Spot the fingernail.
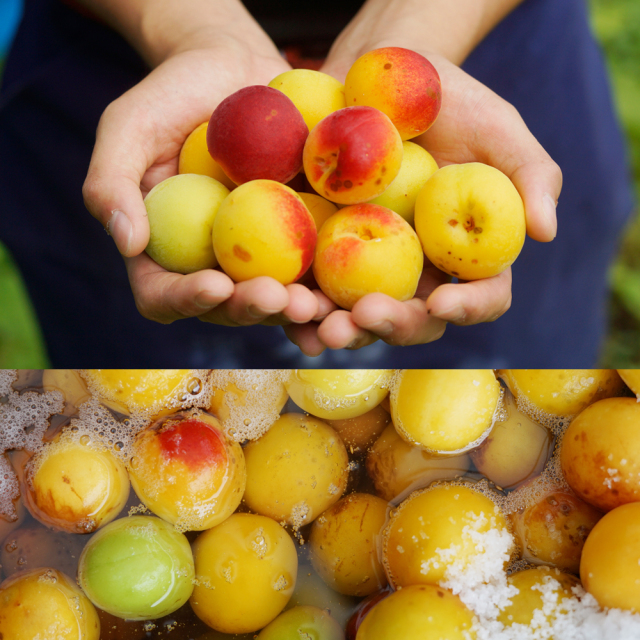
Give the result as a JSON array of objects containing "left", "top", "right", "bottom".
[
  {"left": 195, "top": 292, "right": 219, "bottom": 309},
  {"left": 368, "top": 320, "right": 394, "bottom": 336},
  {"left": 107, "top": 210, "right": 132, "bottom": 255},
  {"left": 436, "top": 304, "right": 466, "bottom": 322},
  {"left": 542, "top": 193, "right": 557, "bottom": 240},
  {"left": 346, "top": 339, "right": 360, "bottom": 349},
  {"left": 247, "top": 305, "right": 279, "bottom": 318}
]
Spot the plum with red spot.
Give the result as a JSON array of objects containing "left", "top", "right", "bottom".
[
  {"left": 303, "top": 106, "right": 403, "bottom": 205},
  {"left": 128, "top": 411, "right": 246, "bottom": 531},
  {"left": 313, "top": 203, "right": 423, "bottom": 310},
  {"left": 345, "top": 47, "right": 442, "bottom": 140},
  {"left": 207, "top": 85, "right": 309, "bottom": 185},
  {"left": 212, "top": 179, "right": 317, "bottom": 284}
]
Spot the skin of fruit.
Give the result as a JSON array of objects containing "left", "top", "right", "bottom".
[
  {"left": 256, "top": 605, "right": 344, "bottom": 640},
  {"left": 212, "top": 180, "right": 317, "bottom": 284},
  {"left": 242, "top": 413, "right": 349, "bottom": 527},
  {"left": 190, "top": 513, "right": 298, "bottom": 634},
  {"left": 414, "top": 162, "right": 526, "bottom": 280},
  {"left": 580, "top": 502, "right": 640, "bottom": 612},
  {"left": 81, "top": 369, "right": 200, "bottom": 416},
  {"left": 499, "top": 369, "right": 625, "bottom": 417},
  {"left": 383, "top": 483, "right": 512, "bottom": 587},
  {"left": 144, "top": 173, "right": 230, "bottom": 274},
  {"left": 560, "top": 397, "right": 640, "bottom": 511},
  {"left": 366, "top": 424, "right": 470, "bottom": 502},
  {"left": 78, "top": 515, "right": 195, "bottom": 621},
  {"left": 355, "top": 584, "right": 476, "bottom": 640},
  {"left": 303, "top": 106, "right": 403, "bottom": 205},
  {"left": 345, "top": 47, "right": 442, "bottom": 141},
  {"left": 367, "top": 141, "right": 439, "bottom": 224},
  {"left": 497, "top": 567, "right": 580, "bottom": 627},
  {"left": 26, "top": 438, "right": 130, "bottom": 534},
  {"left": 207, "top": 85, "right": 309, "bottom": 185},
  {"left": 178, "top": 121, "right": 236, "bottom": 189},
  {"left": 285, "top": 369, "right": 393, "bottom": 420},
  {"left": 508, "top": 486, "right": 602, "bottom": 574},
  {"left": 0, "top": 568, "right": 101, "bottom": 640},
  {"left": 309, "top": 492, "right": 389, "bottom": 596},
  {"left": 128, "top": 411, "right": 246, "bottom": 531},
  {"left": 312, "top": 204, "right": 424, "bottom": 310},
  {"left": 268, "top": 69, "right": 346, "bottom": 132},
  {"left": 391, "top": 369, "right": 501, "bottom": 454}
]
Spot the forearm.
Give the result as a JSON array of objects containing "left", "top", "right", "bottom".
[
  {"left": 331, "top": 0, "right": 525, "bottom": 65},
  {"left": 72, "top": 0, "right": 278, "bottom": 66}
]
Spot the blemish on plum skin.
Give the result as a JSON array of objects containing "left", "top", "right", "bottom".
[
  {"left": 344, "top": 180, "right": 353, "bottom": 189},
  {"left": 375, "top": 179, "right": 381, "bottom": 185},
  {"left": 448, "top": 219, "right": 458, "bottom": 227},
  {"left": 233, "top": 245, "right": 252, "bottom": 262},
  {"left": 473, "top": 227, "right": 483, "bottom": 234},
  {"left": 384, "top": 63, "right": 392, "bottom": 70},
  {"left": 472, "top": 259, "right": 478, "bottom": 264}
]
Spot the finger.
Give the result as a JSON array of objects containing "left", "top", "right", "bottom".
[
  {"left": 199, "top": 276, "right": 291, "bottom": 326},
  {"left": 425, "top": 268, "right": 512, "bottom": 325},
  {"left": 316, "top": 310, "right": 380, "bottom": 350},
  {"left": 312, "top": 289, "right": 340, "bottom": 321},
  {"left": 260, "top": 283, "right": 321, "bottom": 327},
  {"left": 125, "top": 253, "right": 235, "bottom": 323},
  {"left": 283, "top": 323, "right": 327, "bottom": 357},
  {"left": 350, "top": 293, "right": 447, "bottom": 345}
]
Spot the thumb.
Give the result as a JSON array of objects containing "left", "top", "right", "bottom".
[
  {"left": 82, "top": 101, "right": 153, "bottom": 257},
  {"left": 510, "top": 156, "right": 562, "bottom": 243}
]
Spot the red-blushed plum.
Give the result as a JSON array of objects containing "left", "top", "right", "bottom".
[
  {"left": 212, "top": 180, "right": 317, "bottom": 284},
  {"left": 207, "top": 86, "right": 308, "bottom": 185},
  {"left": 128, "top": 411, "right": 246, "bottom": 531},
  {"left": 313, "top": 204, "right": 423, "bottom": 310},
  {"left": 345, "top": 47, "right": 442, "bottom": 141},
  {"left": 303, "top": 107, "right": 403, "bottom": 205}
]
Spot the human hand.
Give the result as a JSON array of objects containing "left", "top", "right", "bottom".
[
  {"left": 82, "top": 15, "right": 323, "bottom": 328},
  {"left": 285, "top": 36, "right": 561, "bottom": 356}
]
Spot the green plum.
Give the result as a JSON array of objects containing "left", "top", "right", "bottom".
[
  {"left": 78, "top": 515, "right": 195, "bottom": 621},
  {"left": 257, "top": 606, "right": 344, "bottom": 640}
]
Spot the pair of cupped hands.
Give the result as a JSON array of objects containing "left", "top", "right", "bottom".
[{"left": 82, "top": 18, "right": 561, "bottom": 357}]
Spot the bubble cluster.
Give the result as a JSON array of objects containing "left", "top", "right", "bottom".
[
  {"left": 0, "top": 371, "right": 64, "bottom": 520},
  {"left": 210, "top": 369, "right": 289, "bottom": 442}
]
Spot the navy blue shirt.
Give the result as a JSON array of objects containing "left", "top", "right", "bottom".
[{"left": 0, "top": 0, "right": 634, "bottom": 367}]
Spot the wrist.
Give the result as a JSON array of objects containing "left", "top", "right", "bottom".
[
  {"left": 75, "top": 0, "right": 279, "bottom": 67},
  {"left": 328, "top": 0, "right": 524, "bottom": 68}
]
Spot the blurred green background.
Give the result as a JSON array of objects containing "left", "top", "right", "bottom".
[{"left": 0, "top": 0, "right": 638, "bottom": 368}]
